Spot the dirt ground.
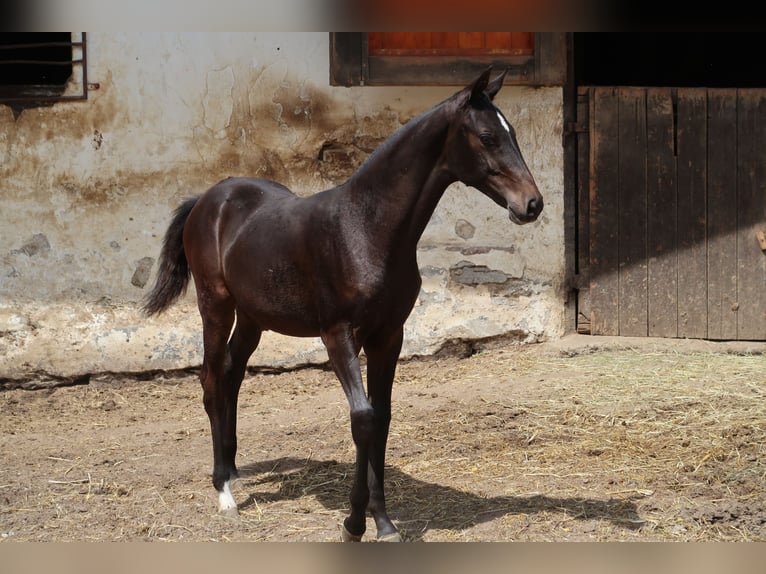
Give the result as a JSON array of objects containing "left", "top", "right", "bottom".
[{"left": 1, "top": 334, "right": 765, "bottom": 542}]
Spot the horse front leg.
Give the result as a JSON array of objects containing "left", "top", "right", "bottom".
[
  {"left": 321, "top": 323, "right": 373, "bottom": 542},
  {"left": 364, "top": 327, "right": 404, "bottom": 542}
]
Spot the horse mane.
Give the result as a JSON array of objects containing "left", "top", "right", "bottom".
[{"left": 346, "top": 93, "right": 457, "bottom": 185}]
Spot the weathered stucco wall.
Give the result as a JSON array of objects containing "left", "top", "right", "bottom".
[{"left": 0, "top": 33, "right": 565, "bottom": 381}]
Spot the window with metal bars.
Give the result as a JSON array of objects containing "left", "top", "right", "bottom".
[{"left": 0, "top": 33, "right": 87, "bottom": 105}]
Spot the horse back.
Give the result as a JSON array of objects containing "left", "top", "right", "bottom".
[
  {"left": 185, "top": 176, "right": 292, "bottom": 248},
  {"left": 182, "top": 177, "right": 291, "bottom": 275},
  {"left": 207, "top": 176, "right": 294, "bottom": 221}
]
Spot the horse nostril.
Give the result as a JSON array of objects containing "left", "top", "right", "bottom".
[{"left": 527, "top": 196, "right": 543, "bottom": 217}]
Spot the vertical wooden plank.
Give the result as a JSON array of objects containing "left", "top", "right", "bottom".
[
  {"left": 377, "top": 33, "right": 411, "bottom": 50},
  {"left": 737, "top": 90, "right": 766, "bottom": 340},
  {"left": 431, "top": 32, "right": 458, "bottom": 50},
  {"left": 676, "top": 89, "right": 708, "bottom": 338},
  {"left": 485, "top": 32, "right": 512, "bottom": 50},
  {"left": 589, "top": 87, "right": 620, "bottom": 336},
  {"left": 617, "top": 88, "right": 649, "bottom": 336},
  {"left": 329, "top": 33, "right": 363, "bottom": 87},
  {"left": 576, "top": 87, "right": 591, "bottom": 333},
  {"left": 458, "top": 33, "right": 484, "bottom": 50},
  {"left": 534, "top": 33, "right": 567, "bottom": 85},
  {"left": 399, "top": 33, "right": 424, "bottom": 50},
  {"left": 510, "top": 32, "right": 534, "bottom": 52},
  {"left": 413, "top": 33, "right": 432, "bottom": 50},
  {"left": 378, "top": 32, "right": 397, "bottom": 50},
  {"left": 707, "top": 89, "right": 739, "bottom": 340},
  {"left": 646, "top": 88, "right": 678, "bottom": 337},
  {"left": 367, "top": 33, "right": 383, "bottom": 53}
]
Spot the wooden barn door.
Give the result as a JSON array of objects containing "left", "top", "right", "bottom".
[{"left": 576, "top": 87, "right": 766, "bottom": 341}]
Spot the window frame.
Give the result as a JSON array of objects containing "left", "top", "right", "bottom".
[
  {"left": 0, "top": 32, "right": 88, "bottom": 105},
  {"left": 330, "top": 32, "right": 566, "bottom": 87}
]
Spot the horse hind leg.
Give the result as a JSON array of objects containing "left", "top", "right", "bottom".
[
  {"left": 217, "top": 315, "right": 262, "bottom": 514},
  {"left": 197, "top": 291, "right": 260, "bottom": 516},
  {"left": 196, "top": 292, "right": 236, "bottom": 512}
]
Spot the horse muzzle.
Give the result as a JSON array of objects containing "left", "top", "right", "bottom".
[{"left": 508, "top": 194, "right": 543, "bottom": 225}]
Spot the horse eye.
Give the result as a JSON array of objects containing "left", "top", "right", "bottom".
[{"left": 479, "top": 133, "right": 496, "bottom": 147}]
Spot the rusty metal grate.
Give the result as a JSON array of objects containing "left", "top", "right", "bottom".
[{"left": 0, "top": 32, "right": 87, "bottom": 104}]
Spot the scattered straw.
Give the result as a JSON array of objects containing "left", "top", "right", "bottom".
[{"left": 1, "top": 340, "right": 764, "bottom": 541}]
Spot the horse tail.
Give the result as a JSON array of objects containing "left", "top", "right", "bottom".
[{"left": 142, "top": 196, "right": 200, "bottom": 316}]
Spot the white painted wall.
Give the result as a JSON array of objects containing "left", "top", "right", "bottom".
[{"left": 0, "top": 33, "right": 565, "bottom": 380}]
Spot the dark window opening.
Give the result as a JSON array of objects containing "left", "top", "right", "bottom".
[
  {"left": 574, "top": 33, "right": 766, "bottom": 88},
  {"left": 0, "top": 32, "right": 87, "bottom": 105}
]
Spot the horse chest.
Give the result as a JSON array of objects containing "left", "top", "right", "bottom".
[{"left": 347, "top": 267, "right": 421, "bottom": 326}]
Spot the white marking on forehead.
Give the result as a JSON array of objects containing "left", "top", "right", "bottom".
[{"left": 496, "top": 111, "right": 511, "bottom": 134}]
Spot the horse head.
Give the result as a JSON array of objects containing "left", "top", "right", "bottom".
[{"left": 445, "top": 67, "right": 544, "bottom": 225}]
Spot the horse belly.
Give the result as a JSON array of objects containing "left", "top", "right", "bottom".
[
  {"left": 222, "top": 237, "right": 319, "bottom": 336},
  {"left": 227, "top": 258, "right": 321, "bottom": 336}
]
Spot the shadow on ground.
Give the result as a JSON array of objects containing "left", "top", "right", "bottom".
[{"left": 236, "top": 457, "right": 643, "bottom": 540}]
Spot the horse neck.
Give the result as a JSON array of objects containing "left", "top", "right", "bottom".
[{"left": 343, "top": 102, "right": 457, "bottom": 252}]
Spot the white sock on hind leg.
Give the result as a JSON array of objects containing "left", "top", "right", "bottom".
[{"left": 218, "top": 480, "right": 237, "bottom": 512}]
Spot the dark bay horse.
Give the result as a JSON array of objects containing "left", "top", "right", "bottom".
[{"left": 143, "top": 67, "right": 543, "bottom": 542}]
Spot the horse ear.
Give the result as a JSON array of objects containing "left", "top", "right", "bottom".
[
  {"left": 485, "top": 67, "right": 508, "bottom": 101},
  {"left": 469, "top": 66, "right": 492, "bottom": 104},
  {"left": 457, "top": 66, "right": 493, "bottom": 108}
]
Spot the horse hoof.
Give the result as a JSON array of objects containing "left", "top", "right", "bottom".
[
  {"left": 219, "top": 506, "right": 240, "bottom": 520},
  {"left": 340, "top": 524, "right": 363, "bottom": 542},
  {"left": 377, "top": 532, "right": 403, "bottom": 542}
]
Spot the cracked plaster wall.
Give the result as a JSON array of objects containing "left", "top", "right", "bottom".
[{"left": 0, "top": 33, "right": 565, "bottom": 380}]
